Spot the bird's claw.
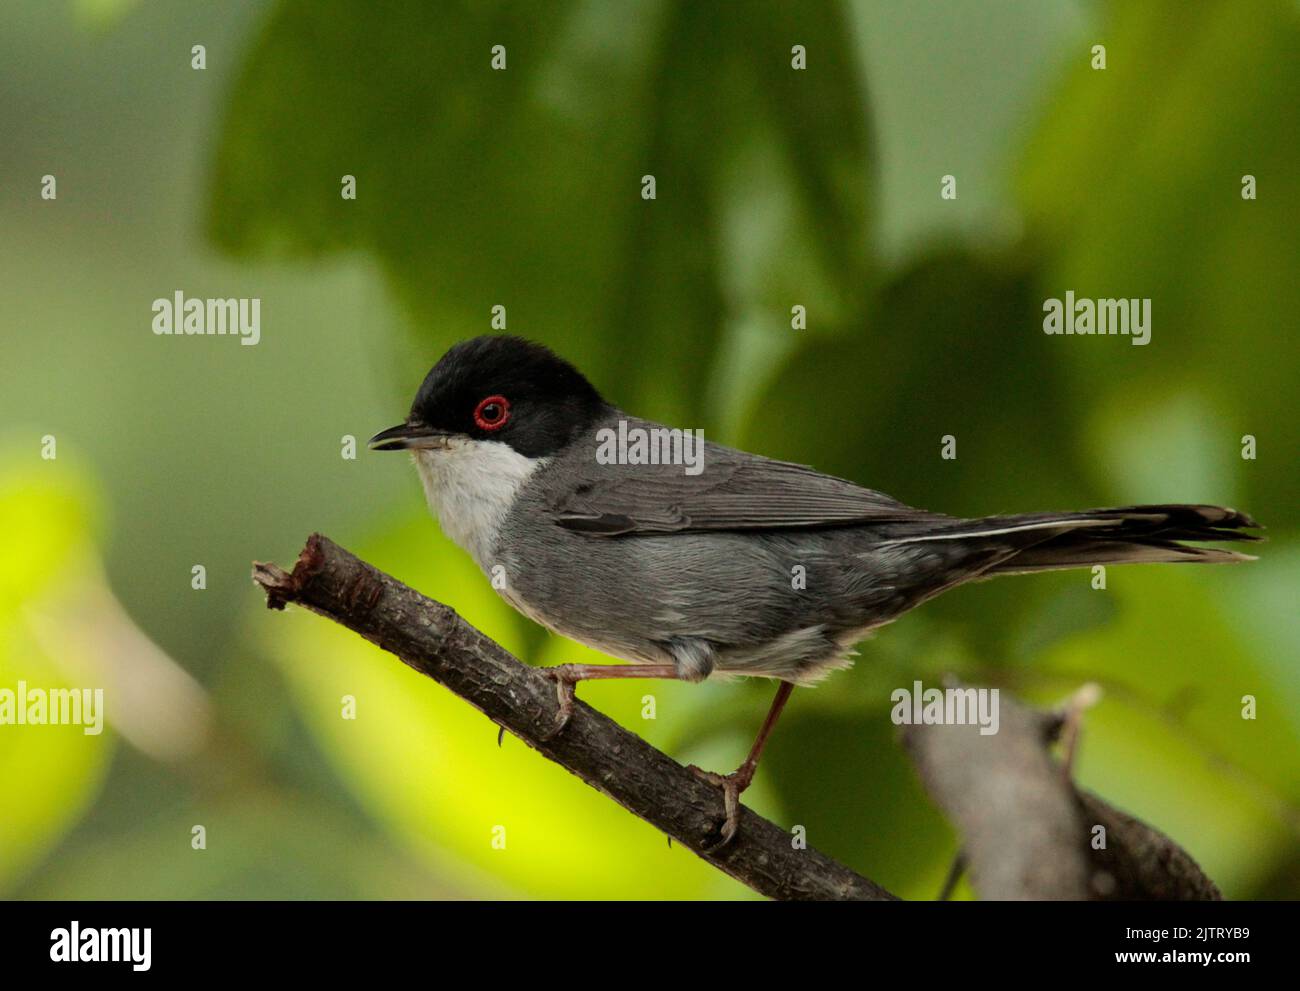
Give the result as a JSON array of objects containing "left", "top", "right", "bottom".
[
  {"left": 539, "top": 666, "right": 579, "bottom": 741},
  {"left": 688, "top": 763, "right": 755, "bottom": 850}
]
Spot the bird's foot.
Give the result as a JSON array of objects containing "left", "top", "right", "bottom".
[
  {"left": 688, "top": 761, "right": 757, "bottom": 850},
  {"left": 539, "top": 664, "right": 582, "bottom": 740}
]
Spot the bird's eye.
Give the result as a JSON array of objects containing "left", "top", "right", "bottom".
[{"left": 473, "top": 394, "right": 511, "bottom": 431}]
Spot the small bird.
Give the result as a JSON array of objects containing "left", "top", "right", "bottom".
[{"left": 370, "top": 335, "right": 1260, "bottom": 845}]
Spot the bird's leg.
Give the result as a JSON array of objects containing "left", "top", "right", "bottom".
[
  {"left": 689, "top": 680, "right": 795, "bottom": 848},
  {"left": 539, "top": 663, "right": 681, "bottom": 740}
]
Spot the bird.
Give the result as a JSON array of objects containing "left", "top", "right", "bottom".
[{"left": 368, "top": 334, "right": 1261, "bottom": 845}]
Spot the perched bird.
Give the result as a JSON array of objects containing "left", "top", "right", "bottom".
[{"left": 370, "top": 335, "right": 1260, "bottom": 844}]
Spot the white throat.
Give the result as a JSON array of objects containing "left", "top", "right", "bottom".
[{"left": 412, "top": 439, "right": 544, "bottom": 571}]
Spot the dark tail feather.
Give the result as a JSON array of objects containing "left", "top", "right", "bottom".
[{"left": 979, "top": 504, "right": 1262, "bottom": 574}]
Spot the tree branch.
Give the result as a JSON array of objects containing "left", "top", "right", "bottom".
[
  {"left": 253, "top": 535, "right": 1218, "bottom": 901},
  {"left": 252, "top": 533, "right": 895, "bottom": 901},
  {"left": 900, "top": 686, "right": 1221, "bottom": 900}
]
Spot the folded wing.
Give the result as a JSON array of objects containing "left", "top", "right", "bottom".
[{"left": 550, "top": 451, "right": 937, "bottom": 536}]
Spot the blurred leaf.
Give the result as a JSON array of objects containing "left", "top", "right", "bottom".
[
  {"left": 765, "top": 707, "right": 956, "bottom": 899},
  {"left": 742, "top": 247, "right": 1096, "bottom": 656},
  {"left": 0, "top": 454, "right": 114, "bottom": 891},
  {"left": 1017, "top": 0, "right": 1300, "bottom": 517},
  {"left": 21, "top": 795, "right": 448, "bottom": 899},
  {"left": 1083, "top": 390, "right": 1242, "bottom": 507},
  {"left": 743, "top": 248, "right": 1088, "bottom": 511},
  {"left": 72, "top": 0, "right": 141, "bottom": 32},
  {"left": 209, "top": 0, "right": 873, "bottom": 424}
]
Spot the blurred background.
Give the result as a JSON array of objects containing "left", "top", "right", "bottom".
[{"left": 1, "top": 0, "right": 1296, "bottom": 900}]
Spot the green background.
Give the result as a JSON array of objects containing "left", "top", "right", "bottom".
[{"left": 1, "top": 0, "right": 1296, "bottom": 899}]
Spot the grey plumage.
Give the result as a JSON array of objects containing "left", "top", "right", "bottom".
[
  {"left": 491, "top": 412, "right": 1259, "bottom": 685},
  {"left": 372, "top": 337, "right": 1260, "bottom": 688},
  {"left": 371, "top": 335, "right": 1262, "bottom": 844}
]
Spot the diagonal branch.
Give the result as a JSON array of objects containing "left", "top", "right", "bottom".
[{"left": 252, "top": 533, "right": 895, "bottom": 901}]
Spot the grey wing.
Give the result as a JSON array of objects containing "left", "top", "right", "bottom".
[{"left": 547, "top": 441, "right": 938, "bottom": 536}]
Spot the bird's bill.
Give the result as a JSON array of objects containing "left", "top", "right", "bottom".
[{"left": 367, "top": 421, "right": 453, "bottom": 451}]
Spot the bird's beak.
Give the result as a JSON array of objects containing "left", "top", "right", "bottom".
[{"left": 367, "top": 421, "right": 453, "bottom": 451}]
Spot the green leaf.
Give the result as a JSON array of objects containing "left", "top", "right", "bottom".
[
  {"left": 0, "top": 457, "right": 114, "bottom": 891},
  {"left": 1016, "top": 0, "right": 1300, "bottom": 516},
  {"left": 209, "top": 0, "right": 874, "bottom": 425}
]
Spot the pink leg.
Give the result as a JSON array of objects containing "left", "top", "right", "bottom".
[
  {"left": 540, "top": 662, "right": 681, "bottom": 739},
  {"left": 690, "top": 681, "right": 795, "bottom": 847}
]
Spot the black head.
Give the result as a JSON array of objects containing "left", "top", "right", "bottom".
[{"left": 368, "top": 336, "right": 608, "bottom": 458}]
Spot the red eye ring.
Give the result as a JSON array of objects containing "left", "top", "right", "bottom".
[{"left": 473, "top": 394, "right": 511, "bottom": 431}]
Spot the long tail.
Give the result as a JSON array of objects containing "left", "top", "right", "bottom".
[{"left": 893, "top": 504, "right": 1262, "bottom": 574}]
